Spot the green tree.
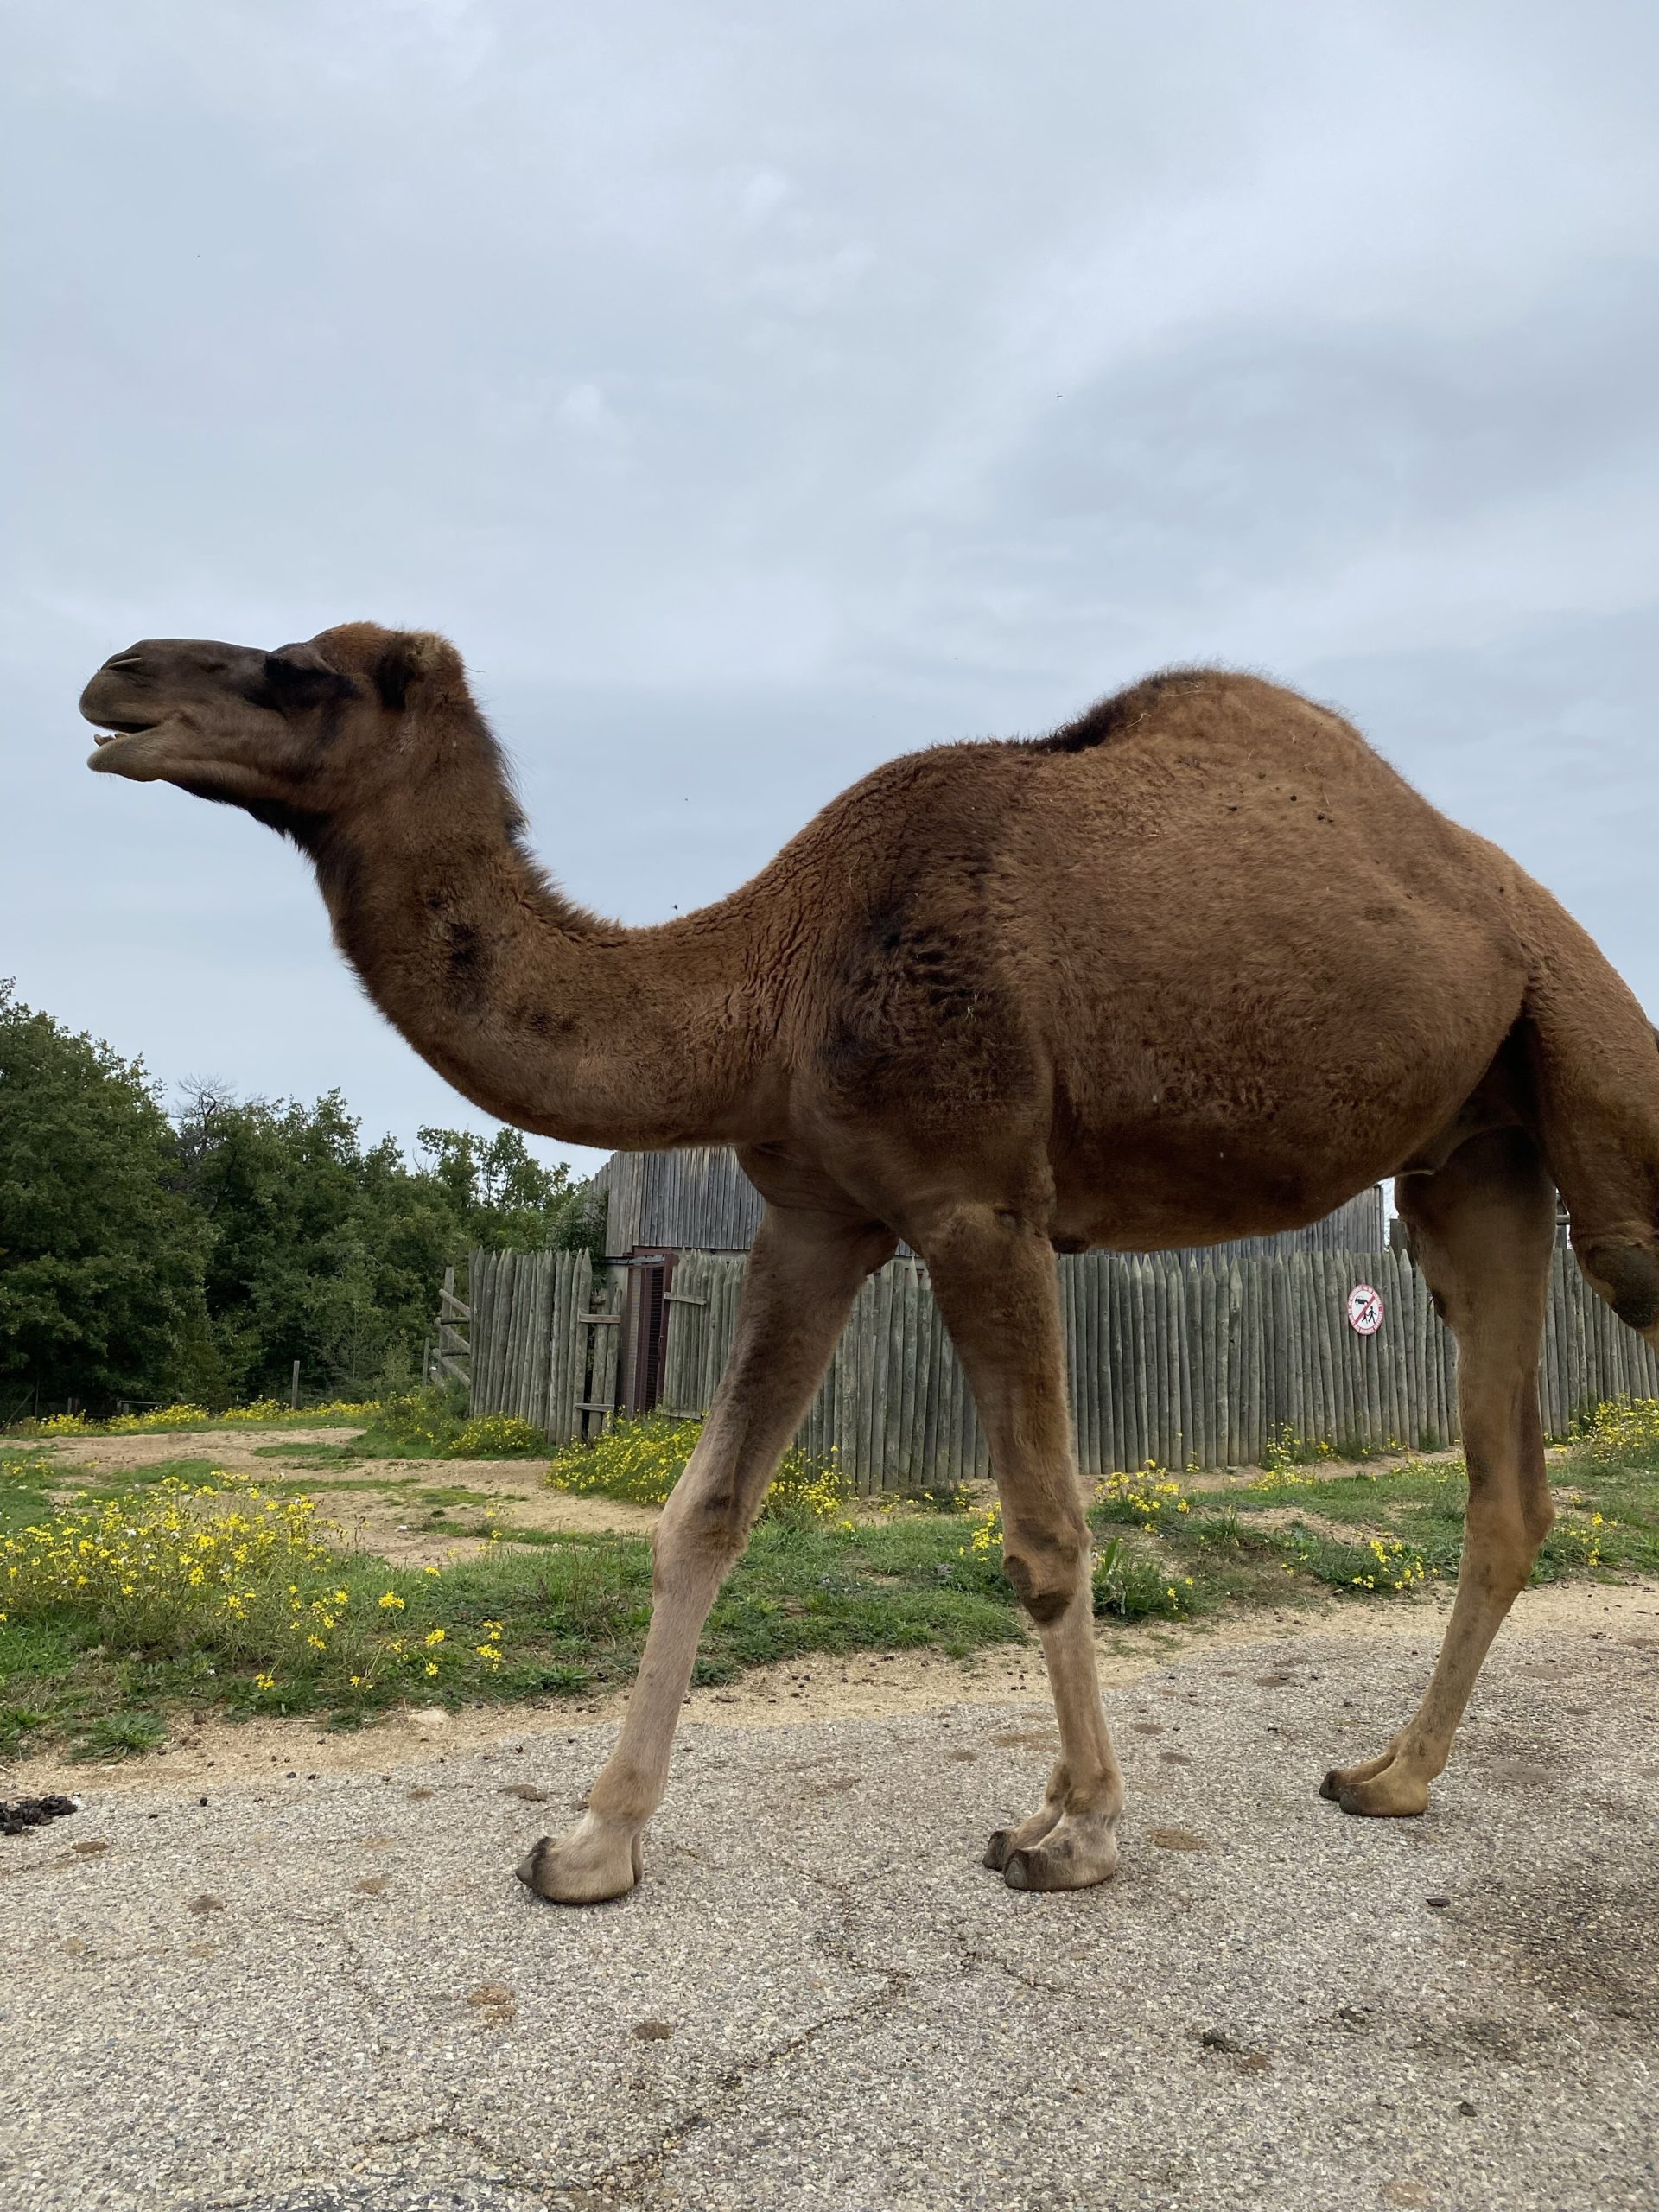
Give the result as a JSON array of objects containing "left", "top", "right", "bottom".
[
  {"left": 0, "top": 984, "right": 208, "bottom": 1416},
  {"left": 413, "top": 1124, "right": 601, "bottom": 1256},
  {"left": 170, "top": 1091, "right": 602, "bottom": 1404}
]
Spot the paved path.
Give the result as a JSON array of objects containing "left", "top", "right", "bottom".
[{"left": 2, "top": 1611, "right": 1656, "bottom": 2212}]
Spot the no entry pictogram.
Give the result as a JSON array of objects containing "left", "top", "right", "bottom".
[{"left": 1346, "top": 1282, "right": 1384, "bottom": 1336}]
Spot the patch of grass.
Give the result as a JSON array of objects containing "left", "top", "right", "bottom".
[
  {"left": 0, "top": 1701, "right": 51, "bottom": 1754},
  {"left": 0, "top": 1466, "right": 1023, "bottom": 1753},
  {"left": 346, "top": 1389, "right": 550, "bottom": 1462},
  {"left": 0, "top": 1447, "right": 59, "bottom": 1535},
  {"left": 257, "top": 1476, "right": 410, "bottom": 1496},
  {"left": 251, "top": 1442, "right": 365, "bottom": 1466},
  {"left": 76, "top": 1709, "right": 169, "bottom": 1760},
  {"left": 1091, "top": 1536, "right": 1197, "bottom": 1620},
  {"left": 6, "top": 1402, "right": 1656, "bottom": 1758}
]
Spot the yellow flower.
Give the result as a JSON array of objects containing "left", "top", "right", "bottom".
[
  {"left": 378, "top": 1591, "right": 406, "bottom": 1611},
  {"left": 424, "top": 1627, "right": 446, "bottom": 1646}
]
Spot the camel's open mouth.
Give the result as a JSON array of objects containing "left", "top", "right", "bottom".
[{"left": 92, "top": 717, "right": 161, "bottom": 742}]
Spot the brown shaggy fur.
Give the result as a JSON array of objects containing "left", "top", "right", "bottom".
[{"left": 81, "top": 622, "right": 1659, "bottom": 1902}]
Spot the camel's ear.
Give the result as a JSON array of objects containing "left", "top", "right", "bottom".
[{"left": 373, "top": 631, "right": 465, "bottom": 715}]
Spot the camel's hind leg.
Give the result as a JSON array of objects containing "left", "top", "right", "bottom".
[{"left": 1323, "top": 1127, "right": 1556, "bottom": 1817}]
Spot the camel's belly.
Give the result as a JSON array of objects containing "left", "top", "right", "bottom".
[{"left": 1046, "top": 939, "right": 1523, "bottom": 1251}]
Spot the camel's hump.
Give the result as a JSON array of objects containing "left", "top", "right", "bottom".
[{"left": 1029, "top": 666, "right": 1321, "bottom": 756}]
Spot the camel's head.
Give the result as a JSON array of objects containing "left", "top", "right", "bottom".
[{"left": 79, "top": 621, "right": 476, "bottom": 832}]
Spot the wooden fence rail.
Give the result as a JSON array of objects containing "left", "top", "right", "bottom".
[{"left": 467, "top": 1243, "right": 1659, "bottom": 1488}]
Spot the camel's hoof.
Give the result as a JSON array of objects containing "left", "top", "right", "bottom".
[
  {"left": 982, "top": 1827, "right": 1019, "bottom": 1873},
  {"left": 1319, "top": 1764, "right": 1430, "bottom": 1819},
  {"left": 516, "top": 1821, "right": 642, "bottom": 1905},
  {"left": 999, "top": 1821, "right": 1119, "bottom": 1893}
]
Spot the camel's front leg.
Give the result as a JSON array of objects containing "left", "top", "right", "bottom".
[
  {"left": 1323, "top": 1128, "right": 1556, "bottom": 1816},
  {"left": 518, "top": 1206, "right": 893, "bottom": 1904},
  {"left": 920, "top": 1201, "right": 1123, "bottom": 1891}
]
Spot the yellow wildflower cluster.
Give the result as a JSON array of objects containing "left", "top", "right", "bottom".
[
  {"left": 547, "top": 1415, "right": 848, "bottom": 1524},
  {"left": 548, "top": 1414, "right": 706, "bottom": 1506},
  {"left": 1, "top": 1473, "right": 334, "bottom": 1631},
  {"left": 1570, "top": 1395, "right": 1659, "bottom": 1469},
  {"left": 28, "top": 1398, "right": 379, "bottom": 1439},
  {"left": 1093, "top": 1465, "right": 1192, "bottom": 1524},
  {"left": 1548, "top": 1511, "right": 1609, "bottom": 1571},
  {"left": 0, "top": 1471, "right": 504, "bottom": 1699},
  {"left": 964, "top": 1501, "right": 1003, "bottom": 1558},
  {"left": 1348, "top": 1535, "right": 1431, "bottom": 1593},
  {"left": 1251, "top": 1427, "right": 1339, "bottom": 1488}
]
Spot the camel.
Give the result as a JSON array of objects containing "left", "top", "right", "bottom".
[{"left": 80, "top": 622, "right": 1659, "bottom": 1904}]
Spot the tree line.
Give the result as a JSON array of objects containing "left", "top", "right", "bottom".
[{"left": 0, "top": 983, "right": 601, "bottom": 1418}]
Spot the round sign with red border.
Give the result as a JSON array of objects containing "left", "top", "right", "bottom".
[{"left": 1346, "top": 1283, "right": 1384, "bottom": 1336}]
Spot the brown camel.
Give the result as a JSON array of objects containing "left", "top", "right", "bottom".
[{"left": 80, "top": 623, "right": 1659, "bottom": 1903}]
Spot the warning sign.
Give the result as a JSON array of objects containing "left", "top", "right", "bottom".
[{"left": 1346, "top": 1283, "right": 1384, "bottom": 1336}]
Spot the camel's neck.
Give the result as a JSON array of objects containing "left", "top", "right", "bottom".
[{"left": 305, "top": 778, "right": 773, "bottom": 1153}]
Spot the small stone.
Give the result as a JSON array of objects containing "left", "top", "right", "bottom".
[
  {"left": 1458, "top": 2100, "right": 1477, "bottom": 2118},
  {"left": 632, "top": 2019, "right": 673, "bottom": 2041},
  {"left": 188, "top": 1894, "right": 225, "bottom": 1916},
  {"left": 1426, "top": 1895, "right": 1451, "bottom": 1909}
]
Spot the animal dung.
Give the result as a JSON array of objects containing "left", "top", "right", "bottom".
[{"left": 0, "top": 1794, "right": 79, "bottom": 1838}]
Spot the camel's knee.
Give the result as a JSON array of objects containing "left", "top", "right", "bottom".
[
  {"left": 1002, "top": 1519, "right": 1090, "bottom": 1624},
  {"left": 1574, "top": 1235, "right": 1659, "bottom": 1333},
  {"left": 651, "top": 1484, "right": 753, "bottom": 1591},
  {"left": 1465, "top": 1493, "right": 1550, "bottom": 1598}
]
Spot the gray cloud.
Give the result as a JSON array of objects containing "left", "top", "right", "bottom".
[{"left": 3, "top": 0, "right": 1655, "bottom": 1173}]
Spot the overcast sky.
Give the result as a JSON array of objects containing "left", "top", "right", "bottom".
[{"left": 4, "top": 0, "right": 1656, "bottom": 1183}]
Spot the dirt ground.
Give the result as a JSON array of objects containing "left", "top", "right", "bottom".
[{"left": 32, "top": 1426, "right": 659, "bottom": 1560}]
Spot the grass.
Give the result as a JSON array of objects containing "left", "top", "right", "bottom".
[
  {"left": 3, "top": 1396, "right": 1656, "bottom": 1763},
  {"left": 0, "top": 1452, "right": 1024, "bottom": 1758}
]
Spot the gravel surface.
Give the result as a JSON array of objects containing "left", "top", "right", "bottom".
[{"left": 2, "top": 1605, "right": 1655, "bottom": 2212}]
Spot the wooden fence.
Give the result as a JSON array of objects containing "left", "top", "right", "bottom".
[{"left": 467, "top": 1242, "right": 1659, "bottom": 1488}]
